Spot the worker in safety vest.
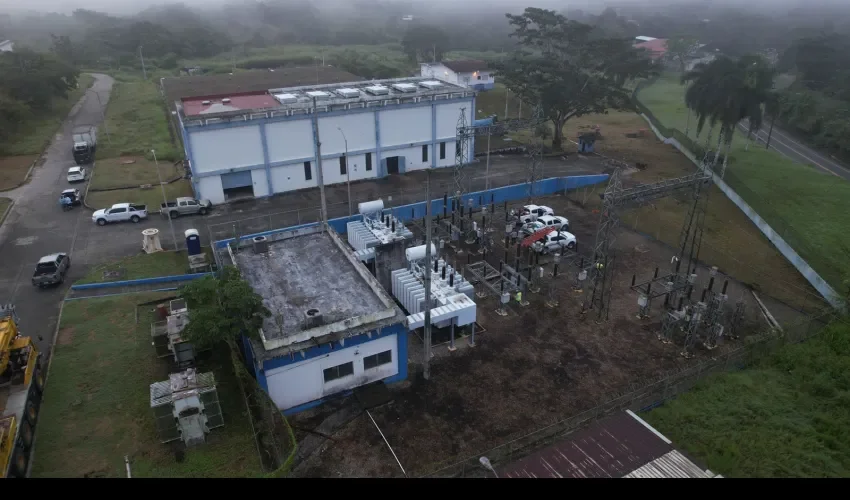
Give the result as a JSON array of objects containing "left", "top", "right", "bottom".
[{"left": 515, "top": 290, "right": 523, "bottom": 303}]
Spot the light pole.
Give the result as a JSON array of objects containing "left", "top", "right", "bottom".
[
  {"left": 151, "top": 149, "right": 179, "bottom": 251},
  {"left": 479, "top": 456, "right": 498, "bottom": 478},
  {"left": 86, "top": 88, "right": 111, "bottom": 144},
  {"left": 337, "top": 127, "right": 352, "bottom": 216},
  {"left": 485, "top": 126, "right": 492, "bottom": 190}
]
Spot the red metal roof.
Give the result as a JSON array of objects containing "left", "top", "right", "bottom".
[
  {"left": 521, "top": 227, "right": 556, "bottom": 248},
  {"left": 498, "top": 412, "right": 674, "bottom": 478},
  {"left": 635, "top": 39, "right": 668, "bottom": 59},
  {"left": 182, "top": 92, "right": 279, "bottom": 117}
]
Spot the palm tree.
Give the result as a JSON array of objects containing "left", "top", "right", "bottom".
[{"left": 682, "top": 55, "right": 776, "bottom": 176}]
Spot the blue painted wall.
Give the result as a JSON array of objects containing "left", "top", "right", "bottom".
[{"left": 70, "top": 272, "right": 212, "bottom": 291}]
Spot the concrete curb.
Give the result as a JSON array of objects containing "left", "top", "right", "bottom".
[
  {"left": 26, "top": 293, "right": 67, "bottom": 478},
  {"left": 0, "top": 198, "right": 14, "bottom": 228},
  {"left": 639, "top": 113, "right": 844, "bottom": 311}
]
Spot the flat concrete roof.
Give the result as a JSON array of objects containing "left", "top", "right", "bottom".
[{"left": 234, "top": 229, "right": 392, "bottom": 348}]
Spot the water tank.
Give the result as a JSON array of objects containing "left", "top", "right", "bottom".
[
  {"left": 358, "top": 199, "right": 384, "bottom": 215},
  {"left": 184, "top": 229, "right": 201, "bottom": 256},
  {"left": 253, "top": 235, "right": 269, "bottom": 254},
  {"left": 405, "top": 244, "right": 436, "bottom": 262}
]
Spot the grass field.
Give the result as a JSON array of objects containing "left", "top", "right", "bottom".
[
  {"left": 89, "top": 156, "right": 183, "bottom": 190},
  {"left": 645, "top": 318, "right": 850, "bottom": 477},
  {"left": 32, "top": 292, "right": 263, "bottom": 478},
  {"left": 75, "top": 249, "right": 211, "bottom": 284},
  {"left": 0, "top": 74, "right": 95, "bottom": 157},
  {"left": 0, "top": 197, "right": 11, "bottom": 222},
  {"left": 0, "top": 155, "right": 38, "bottom": 191},
  {"left": 637, "top": 74, "right": 850, "bottom": 290},
  {"left": 97, "top": 78, "right": 179, "bottom": 162},
  {"left": 85, "top": 180, "right": 194, "bottom": 211}
]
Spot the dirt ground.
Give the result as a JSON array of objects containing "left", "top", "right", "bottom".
[
  {"left": 290, "top": 190, "right": 779, "bottom": 478},
  {"left": 0, "top": 155, "right": 39, "bottom": 190}
]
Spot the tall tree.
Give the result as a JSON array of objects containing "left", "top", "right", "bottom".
[
  {"left": 682, "top": 54, "right": 776, "bottom": 173},
  {"left": 179, "top": 266, "right": 270, "bottom": 349},
  {"left": 666, "top": 35, "right": 701, "bottom": 74},
  {"left": 494, "top": 8, "right": 655, "bottom": 150},
  {"left": 401, "top": 25, "right": 449, "bottom": 63}
]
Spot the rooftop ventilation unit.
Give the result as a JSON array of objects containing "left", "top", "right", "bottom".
[
  {"left": 303, "top": 308, "right": 324, "bottom": 329},
  {"left": 419, "top": 80, "right": 443, "bottom": 90},
  {"left": 336, "top": 88, "right": 360, "bottom": 98},
  {"left": 221, "top": 98, "right": 232, "bottom": 104},
  {"left": 306, "top": 90, "right": 331, "bottom": 100},
  {"left": 273, "top": 93, "right": 298, "bottom": 104},
  {"left": 391, "top": 83, "right": 417, "bottom": 93},
  {"left": 364, "top": 85, "right": 389, "bottom": 96},
  {"left": 201, "top": 100, "right": 211, "bottom": 105},
  {"left": 252, "top": 235, "right": 269, "bottom": 254}
]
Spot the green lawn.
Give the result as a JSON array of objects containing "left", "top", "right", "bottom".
[
  {"left": 85, "top": 180, "right": 194, "bottom": 212},
  {"left": 76, "top": 249, "right": 211, "bottom": 284},
  {"left": 97, "top": 78, "right": 179, "bottom": 162},
  {"left": 645, "top": 319, "right": 850, "bottom": 477},
  {"left": 89, "top": 156, "right": 183, "bottom": 191},
  {"left": 637, "top": 74, "right": 850, "bottom": 290},
  {"left": 32, "top": 292, "right": 263, "bottom": 478},
  {"left": 0, "top": 74, "right": 95, "bottom": 157},
  {"left": 0, "top": 197, "right": 11, "bottom": 222}
]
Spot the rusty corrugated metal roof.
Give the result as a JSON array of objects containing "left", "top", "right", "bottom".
[{"left": 498, "top": 411, "right": 714, "bottom": 478}]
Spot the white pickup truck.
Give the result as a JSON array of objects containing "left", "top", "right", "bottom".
[{"left": 92, "top": 203, "right": 148, "bottom": 226}]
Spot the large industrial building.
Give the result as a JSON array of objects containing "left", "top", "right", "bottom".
[{"left": 175, "top": 77, "right": 477, "bottom": 205}]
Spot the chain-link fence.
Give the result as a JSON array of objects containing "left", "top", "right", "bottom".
[{"left": 420, "top": 310, "right": 839, "bottom": 478}]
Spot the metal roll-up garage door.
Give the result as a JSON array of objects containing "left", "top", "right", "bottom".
[{"left": 220, "top": 171, "right": 253, "bottom": 189}]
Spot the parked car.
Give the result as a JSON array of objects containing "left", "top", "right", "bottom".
[
  {"left": 521, "top": 220, "right": 546, "bottom": 236},
  {"left": 532, "top": 231, "right": 577, "bottom": 254},
  {"left": 32, "top": 253, "right": 70, "bottom": 287},
  {"left": 537, "top": 215, "right": 570, "bottom": 232},
  {"left": 92, "top": 203, "right": 148, "bottom": 226},
  {"left": 160, "top": 197, "right": 212, "bottom": 219},
  {"left": 518, "top": 204, "right": 554, "bottom": 224},
  {"left": 67, "top": 166, "right": 87, "bottom": 183}
]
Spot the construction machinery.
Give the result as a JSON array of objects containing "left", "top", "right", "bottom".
[{"left": 0, "top": 305, "right": 44, "bottom": 478}]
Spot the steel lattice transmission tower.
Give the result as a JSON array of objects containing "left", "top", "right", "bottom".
[
  {"left": 588, "top": 168, "right": 623, "bottom": 320},
  {"left": 454, "top": 107, "right": 474, "bottom": 212}
]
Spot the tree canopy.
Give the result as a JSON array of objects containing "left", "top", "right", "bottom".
[
  {"left": 493, "top": 8, "right": 655, "bottom": 150},
  {"left": 666, "top": 35, "right": 701, "bottom": 74},
  {"left": 179, "top": 266, "right": 270, "bottom": 349},
  {"left": 401, "top": 25, "right": 449, "bottom": 63}
]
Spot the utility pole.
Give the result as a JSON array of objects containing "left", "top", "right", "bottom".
[
  {"left": 765, "top": 114, "right": 776, "bottom": 150},
  {"left": 139, "top": 45, "right": 147, "bottom": 80},
  {"left": 504, "top": 88, "right": 509, "bottom": 119},
  {"left": 485, "top": 127, "right": 492, "bottom": 190},
  {"left": 337, "top": 127, "right": 351, "bottom": 216},
  {"left": 151, "top": 149, "right": 178, "bottom": 251},
  {"left": 423, "top": 167, "right": 433, "bottom": 380},
  {"left": 312, "top": 97, "right": 329, "bottom": 229}
]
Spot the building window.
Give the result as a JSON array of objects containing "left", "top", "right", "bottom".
[
  {"left": 339, "top": 156, "right": 347, "bottom": 176},
  {"left": 366, "top": 153, "right": 372, "bottom": 171},
  {"left": 439, "top": 142, "right": 446, "bottom": 160},
  {"left": 422, "top": 144, "right": 428, "bottom": 162},
  {"left": 323, "top": 361, "right": 354, "bottom": 383},
  {"left": 303, "top": 161, "right": 312, "bottom": 181},
  {"left": 363, "top": 350, "right": 392, "bottom": 370},
  {"left": 477, "top": 75, "right": 482, "bottom": 80}
]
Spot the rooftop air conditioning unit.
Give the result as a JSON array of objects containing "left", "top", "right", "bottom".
[
  {"left": 419, "top": 80, "right": 443, "bottom": 90},
  {"left": 364, "top": 85, "right": 389, "bottom": 96},
  {"left": 304, "top": 308, "right": 324, "bottom": 329},
  {"left": 252, "top": 235, "right": 269, "bottom": 254},
  {"left": 336, "top": 88, "right": 360, "bottom": 99},
  {"left": 306, "top": 90, "right": 331, "bottom": 100},
  {"left": 391, "top": 83, "right": 417, "bottom": 93},
  {"left": 222, "top": 98, "right": 232, "bottom": 103},
  {"left": 274, "top": 93, "right": 298, "bottom": 104}
]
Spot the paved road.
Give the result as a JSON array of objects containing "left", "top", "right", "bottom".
[
  {"left": 0, "top": 77, "right": 604, "bottom": 357},
  {"left": 738, "top": 120, "right": 850, "bottom": 181}
]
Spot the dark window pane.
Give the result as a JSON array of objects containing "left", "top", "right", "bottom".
[
  {"left": 304, "top": 161, "right": 312, "bottom": 181},
  {"left": 440, "top": 142, "right": 446, "bottom": 159},
  {"left": 340, "top": 156, "right": 347, "bottom": 175},
  {"left": 422, "top": 144, "right": 428, "bottom": 162},
  {"left": 366, "top": 153, "right": 372, "bottom": 171}
]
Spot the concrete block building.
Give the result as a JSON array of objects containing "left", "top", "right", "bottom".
[
  {"left": 232, "top": 225, "right": 408, "bottom": 415},
  {"left": 175, "top": 77, "right": 476, "bottom": 205},
  {"left": 420, "top": 60, "right": 495, "bottom": 90}
]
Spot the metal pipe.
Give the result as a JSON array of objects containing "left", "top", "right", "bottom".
[
  {"left": 441, "top": 265, "right": 446, "bottom": 280},
  {"left": 654, "top": 267, "right": 659, "bottom": 279},
  {"left": 443, "top": 193, "right": 448, "bottom": 217},
  {"left": 701, "top": 289, "right": 707, "bottom": 302},
  {"left": 722, "top": 280, "right": 729, "bottom": 294},
  {"left": 312, "top": 96, "right": 329, "bottom": 230},
  {"left": 423, "top": 169, "right": 433, "bottom": 380},
  {"left": 151, "top": 149, "right": 179, "bottom": 252},
  {"left": 631, "top": 275, "right": 636, "bottom": 287},
  {"left": 366, "top": 410, "right": 408, "bottom": 477},
  {"left": 125, "top": 455, "right": 132, "bottom": 478},
  {"left": 708, "top": 277, "right": 715, "bottom": 292}
]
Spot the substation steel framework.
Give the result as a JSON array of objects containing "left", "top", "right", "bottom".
[{"left": 589, "top": 168, "right": 713, "bottom": 321}]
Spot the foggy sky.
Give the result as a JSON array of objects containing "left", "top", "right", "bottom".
[{"left": 1, "top": 0, "right": 847, "bottom": 17}]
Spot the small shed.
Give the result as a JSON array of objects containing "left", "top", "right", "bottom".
[{"left": 578, "top": 133, "right": 598, "bottom": 153}]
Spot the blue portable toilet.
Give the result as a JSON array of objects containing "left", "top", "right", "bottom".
[{"left": 185, "top": 229, "right": 202, "bottom": 256}]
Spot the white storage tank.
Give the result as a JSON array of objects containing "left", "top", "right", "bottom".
[
  {"left": 405, "top": 244, "right": 436, "bottom": 262},
  {"left": 358, "top": 199, "right": 385, "bottom": 215}
]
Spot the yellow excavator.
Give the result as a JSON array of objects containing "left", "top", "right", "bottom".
[{"left": 0, "top": 305, "right": 44, "bottom": 478}]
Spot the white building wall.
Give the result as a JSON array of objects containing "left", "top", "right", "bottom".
[
  {"left": 250, "top": 168, "right": 270, "bottom": 197},
  {"left": 197, "top": 176, "right": 225, "bottom": 205},
  {"left": 264, "top": 333, "right": 399, "bottom": 411},
  {"left": 266, "top": 119, "right": 314, "bottom": 164},
  {"left": 318, "top": 113, "right": 376, "bottom": 155},
  {"left": 190, "top": 126, "right": 264, "bottom": 173},
  {"left": 321, "top": 153, "right": 379, "bottom": 185},
  {"left": 434, "top": 139, "right": 457, "bottom": 168},
  {"left": 379, "top": 107, "right": 431, "bottom": 147},
  {"left": 382, "top": 145, "right": 429, "bottom": 172},
  {"left": 271, "top": 161, "right": 318, "bottom": 192}
]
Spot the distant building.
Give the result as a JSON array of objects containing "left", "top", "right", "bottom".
[
  {"left": 0, "top": 40, "right": 14, "bottom": 53},
  {"left": 401, "top": 15, "right": 414, "bottom": 21},
  {"left": 420, "top": 60, "right": 495, "bottom": 91},
  {"left": 634, "top": 38, "right": 668, "bottom": 60},
  {"left": 635, "top": 36, "right": 657, "bottom": 42}
]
